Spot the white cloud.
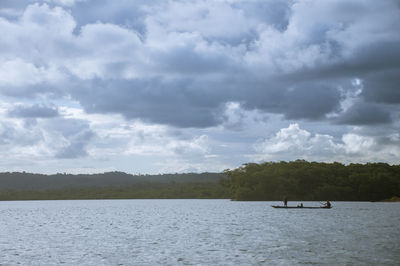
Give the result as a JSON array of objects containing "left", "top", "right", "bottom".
[
  {"left": 254, "top": 123, "right": 400, "bottom": 164},
  {"left": 124, "top": 130, "right": 210, "bottom": 158},
  {"left": 145, "top": 1, "right": 255, "bottom": 40},
  {"left": 0, "top": 8, "right": 24, "bottom": 18},
  {"left": 69, "top": 22, "right": 143, "bottom": 79},
  {"left": 0, "top": 106, "right": 94, "bottom": 164},
  {"left": 156, "top": 157, "right": 230, "bottom": 174},
  {"left": 254, "top": 123, "right": 338, "bottom": 159},
  {"left": 341, "top": 133, "right": 374, "bottom": 154},
  {"left": 0, "top": 58, "right": 65, "bottom": 88},
  {"left": 44, "top": 0, "right": 86, "bottom": 7}
]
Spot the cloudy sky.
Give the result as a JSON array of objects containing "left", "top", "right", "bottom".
[{"left": 0, "top": 0, "right": 399, "bottom": 174}]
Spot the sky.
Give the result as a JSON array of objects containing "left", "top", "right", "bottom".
[{"left": 0, "top": 0, "right": 399, "bottom": 174}]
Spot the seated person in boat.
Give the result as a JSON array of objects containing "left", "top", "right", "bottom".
[{"left": 324, "top": 201, "right": 331, "bottom": 208}]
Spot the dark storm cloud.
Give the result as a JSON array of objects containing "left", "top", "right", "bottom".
[
  {"left": 281, "top": 84, "right": 342, "bottom": 120},
  {"left": 362, "top": 70, "right": 400, "bottom": 104},
  {"left": 70, "top": 76, "right": 343, "bottom": 127},
  {"left": 8, "top": 104, "right": 59, "bottom": 118},
  {"left": 154, "top": 46, "right": 231, "bottom": 74},
  {"left": 70, "top": 78, "right": 223, "bottom": 128},
  {"left": 281, "top": 40, "right": 400, "bottom": 84},
  {"left": 0, "top": 0, "right": 399, "bottom": 129},
  {"left": 335, "top": 102, "right": 392, "bottom": 125},
  {"left": 239, "top": 78, "right": 343, "bottom": 121}
]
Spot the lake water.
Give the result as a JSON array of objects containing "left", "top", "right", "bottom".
[{"left": 0, "top": 200, "right": 399, "bottom": 265}]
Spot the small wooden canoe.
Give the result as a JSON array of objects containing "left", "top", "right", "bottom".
[{"left": 271, "top": 205, "right": 332, "bottom": 209}]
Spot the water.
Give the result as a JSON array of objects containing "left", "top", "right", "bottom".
[{"left": 0, "top": 200, "right": 399, "bottom": 265}]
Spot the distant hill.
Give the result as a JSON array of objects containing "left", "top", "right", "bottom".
[{"left": 0, "top": 172, "right": 223, "bottom": 191}]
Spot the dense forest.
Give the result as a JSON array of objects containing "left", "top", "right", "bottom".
[
  {"left": 0, "top": 183, "right": 229, "bottom": 201},
  {"left": 221, "top": 160, "right": 400, "bottom": 201},
  {"left": 0, "top": 171, "right": 222, "bottom": 190},
  {"left": 0, "top": 172, "right": 228, "bottom": 200},
  {"left": 1, "top": 161, "right": 400, "bottom": 201}
]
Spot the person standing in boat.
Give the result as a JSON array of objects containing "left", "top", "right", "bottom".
[{"left": 284, "top": 196, "right": 288, "bottom": 207}]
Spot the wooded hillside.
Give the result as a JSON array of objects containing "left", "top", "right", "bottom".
[{"left": 221, "top": 160, "right": 400, "bottom": 201}]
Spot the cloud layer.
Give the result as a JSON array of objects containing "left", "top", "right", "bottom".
[{"left": 0, "top": 0, "right": 399, "bottom": 173}]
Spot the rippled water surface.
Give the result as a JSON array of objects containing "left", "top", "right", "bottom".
[{"left": 0, "top": 200, "right": 399, "bottom": 265}]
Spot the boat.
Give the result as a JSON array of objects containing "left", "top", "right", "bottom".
[{"left": 271, "top": 205, "right": 332, "bottom": 209}]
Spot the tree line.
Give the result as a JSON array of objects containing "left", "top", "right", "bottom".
[
  {"left": 220, "top": 160, "right": 400, "bottom": 201},
  {"left": 1, "top": 161, "right": 399, "bottom": 201},
  {"left": 0, "top": 172, "right": 228, "bottom": 200},
  {"left": 0, "top": 182, "right": 229, "bottom": 201},
  {"left": 0, "top": 171, "right": 222, "bottom": 190}
]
